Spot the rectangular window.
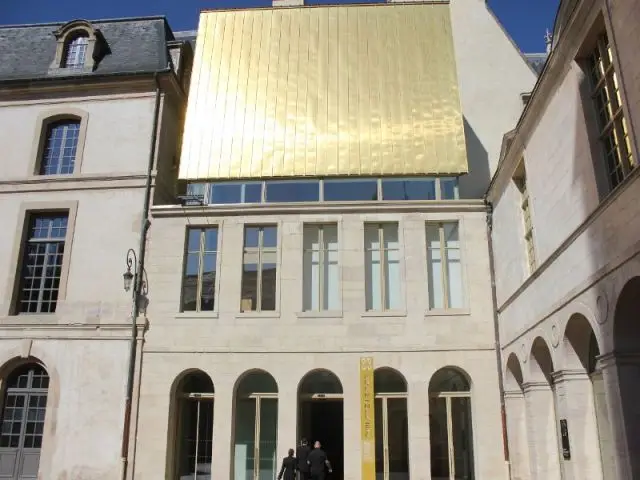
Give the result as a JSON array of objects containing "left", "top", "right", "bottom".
[
  {"left": 303, "top": 224, "right": 339, "bottom": 311},
  {"left": 513, "top": 161, "right": 536, "bottom": 273},
  {"left": 364, "top": 223, "right": 401, "bottom": 311},
  {"left": 426, "top": 222, "right": 464, "bottom": 309},
  {"left": 182, "top": 227, "right": 218, "bottom": 312},
  {"left": 588, "top": 32, "right": 634, "bottom": 191},
  {"left": 17, "top": 213, "right": 68, "bottom": 314},
  {"left": 241, "top": 225, "right": 278, "bottom": 312}
]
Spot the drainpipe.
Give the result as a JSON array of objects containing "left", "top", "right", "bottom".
[
  {"left": 484, "top": 199, "right": 512, "bottom": 479},
  {"left": 120, "top": 71, "right": 162, "bottom": 480}
]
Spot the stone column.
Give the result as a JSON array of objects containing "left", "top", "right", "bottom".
[
  {"left": 277, "top": 381, "right": 298, "bottom": 464},
  {"left": 522, "top": 382, "right": 561, "bottom": 480},
  {"left": 597, "top": 352, "right": 640, "bottom": 480},
  {"left": 211, "top": 378, "right": 234, "bottom": 479},
  {"left": 407, "top": 380, "right": 431, "bottom": 478},
  {"left": 551, "top": 370, "right": 602, "bottom": 480},
  {"left": 503, "top": 389, "right": 531, "bottom": 480}
]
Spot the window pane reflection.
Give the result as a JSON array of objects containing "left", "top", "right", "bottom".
[
  {"left": 324, "top": 179, "right": 378, "bottom": 201},
  {"left": 265, "top": 181, "right": 320, "bottom": 202},
  {"left": 382, "top": 179, "right": 436, "bottom": 200},
  {"left": 440, "top": 178, "right": 459, "bottom": 200}
]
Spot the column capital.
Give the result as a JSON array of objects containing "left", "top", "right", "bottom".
[
  {"left": 504, "top": 389, "right": 525, "bottom": 399},
  {"left": 596, "top": 350, "right": 640, "bottom": 370},
  {"left": 551, "top": 369, "right": 589, "bottom": 383},
  {"left": 522, "top": 381, "right": 550, "bottom": 393}
]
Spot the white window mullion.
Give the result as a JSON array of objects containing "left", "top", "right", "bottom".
[
  {"left": 379, "top": 226, "right": 387, "bottom": 310},
  {"left": 319, "top": 227, "right": 325, "bottom": 310},
  {"left": 438, "top": 224, "right": 449, "bottom": 309},
  {"left": 196, "top": 231, "right": 205, "bottom": 311}
]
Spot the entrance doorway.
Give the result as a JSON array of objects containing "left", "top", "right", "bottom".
[
  {"left": 429, "top": 368, "right": 474, "bottom": 480},
  {"left": 233, "top": 370, "right": 278, "bottom": 480},
  {"left": 374, "top": 368, "right": 409, "bottom": 480},
  {"left": 298, "top": 370, "right": 344, "bottom": 480}
]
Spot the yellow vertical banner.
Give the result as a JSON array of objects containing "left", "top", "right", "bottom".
[{"left": 360, "top": 356, "right": 375, "bottom": 480}]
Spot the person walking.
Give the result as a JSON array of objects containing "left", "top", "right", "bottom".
[
  {"left": 307, "top": 441, "right": 332, "bottom": 480},
  {"left": 296, "top": 438, "right": 311, "bottom": 480},
  {"left": 277, "top": 448, "right": 297, "bottom": 480}
]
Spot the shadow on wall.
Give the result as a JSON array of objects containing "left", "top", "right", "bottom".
[{"left": 458, "top": 116, "right": 491, "bottom": 200}]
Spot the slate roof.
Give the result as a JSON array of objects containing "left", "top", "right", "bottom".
[
  {"left": 525, "top": 53, "right": 548, "bottom": 76},
  {"left": 0, "top": 16, "right": 175, "bottom": 82}
]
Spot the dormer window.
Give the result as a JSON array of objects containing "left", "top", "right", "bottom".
[
  {"left": 63, "top": 33, "right": 89, "bottom": 69},
  {"left": 50, "top": 20, "right": 107, "bottom": 73}
]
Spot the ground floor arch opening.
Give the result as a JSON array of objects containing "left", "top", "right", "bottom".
[
  {"left": 374, "top": 368, "right": 409, "bottom": 480},
  {"left": 297, "top": 369, "right": 344, "bottom": 480},
  {"left": 171, "top": 370, "right": 214, "bottom": 480},
  {"left": 233, "top": 370, "right": 278, "bottom": 480},
  {"left": 429, "top": 367, "right": 474, "bottom": 480},
  {"left": 613, "top": 276, "right": 640, "bottom": 476},
  {"left": 0, "top": 362, "right": 49, "bottom": 480}
]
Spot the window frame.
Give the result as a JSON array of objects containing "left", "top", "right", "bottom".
[
  {"left": 240, "top": 224, "right": 279, "bottom": 313},
  {"left": 587, "top": 32, "right": 635, "bottom": 192},
  {"left": 513, "top": 161, "right": 536, "bottom": 273},
  {"left": 4, "top": 201, "right": 78, "bottom": 317},
  {"left": 425, "top": 221, "right": 466, "bottom": 311},
  {"left": 30, "top": 109, "right": 89, "bottom": 177},
  {"left": 62, "top": 33, "right": 90, "bottom": 69},
  {"left": 302, "top": 223, "right": 341, "bottom": 312},
  {"left": 180, "top": 226, "right": 221, "bottom": 313},
  {"left": 50, "top": 21, "right": 102, "bottom": 73},
  {"left": 364, "top": 222, "right": 402, "bottom": 312}
]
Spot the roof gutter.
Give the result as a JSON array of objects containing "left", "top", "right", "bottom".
[
  {"left": 0, "top": 67, "right": 172, "bottom": 87},
  {"left": 119, "top": 71, "right": 162, "bottom": 480}
]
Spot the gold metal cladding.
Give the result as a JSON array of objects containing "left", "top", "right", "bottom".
[{"left": 179, "top": 3, "right": 468, "bottom": 180}]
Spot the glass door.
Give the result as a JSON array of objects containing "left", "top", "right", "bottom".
[
  {"left": 429, "top": 395, "right": 474, "bottom": 480},
  {"left": 375, "top": 395, "right": 409, "bottom": 480},
  {"left": 234, "top": 395, "right": 277, "bottom": 480}
]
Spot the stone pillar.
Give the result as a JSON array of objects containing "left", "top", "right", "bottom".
[
  {"left": 211, "top": 378, "right": 234, "bottom": 479},
  {"left": 277, "top": 381, "right": 298, "bottom": 463},
  {"left": 522, "top": 382, "right": 561, "bottom": 480},
  {"left": 343, "top": 365, "right": 361, "bottom": 480},
  {"left": 597, "top": 352, "right": 640, "bottom": 480},
  {"left": 503, "top": 389, "right": 531, "bottom": 480},
  {"left": 407, "top": 380, "right": 431, "bottom": 478},
  {"left": 551, "top": 370, "right": 602, "bottom": 480}
]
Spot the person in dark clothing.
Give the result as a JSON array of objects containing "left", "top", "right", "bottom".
[
  {"left": 296, "top": 438, "right": 311, "bottom": 480},
  {"left": 307, "top": 441, "right": 332, "bottom": 480},
  {"left": 278, "top": 448, "right": 297, "bottom": 480}
]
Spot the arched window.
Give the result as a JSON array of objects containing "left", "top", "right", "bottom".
[
  {"left": 40, "top": 119, "right": 80, "bottom": 175},
  {"left": 374, "top": 368, "right": 409, "bottom": 480},
  {"left": 233, "top": 370, "right": 278, "bottom": 480},
  {"left": 0, "top": 363, "right": 49, "bottom": 479},
  {"left": 429, "top": 367, "right": 474, "bottom": 480},
  {"left": 298, "top": 369, "right": 344, "bottom": 480},
  {"left": 63, "top": 32, "right": 89, "bottom": 69},
  {"left": 173, "top": 370, "right": 214, "bottom": 479}
]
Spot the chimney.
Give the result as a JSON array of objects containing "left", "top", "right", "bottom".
[{"left": 272, "top": 0, "right": 304, "bottom": 6}]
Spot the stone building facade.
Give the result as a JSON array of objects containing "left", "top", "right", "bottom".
[
  {"left": 488, "top": 0, "right": 640, "bottom": 479},
  {"left": 0, "top": 17, "right": 190, "bottom": 480},
  {"left": 1, "top": 1, "right": 638, "bottom": 480}
]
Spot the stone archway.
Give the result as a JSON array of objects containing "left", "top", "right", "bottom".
[
  {"left": 526, "top": 337, "right": 561, "bottom": 479},
  {"left": 611, "top": 277, "right": 640, "bottom": 478},
  {"left": 560, "top": 314, "right": 608, "bottom": 479},
  {"left": 504, "top": 353, "right": 530, "bottom": 480}
]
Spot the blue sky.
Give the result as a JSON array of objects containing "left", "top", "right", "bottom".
[{"left": 0, "top": 0, "right": 558, "bottom": 53}]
